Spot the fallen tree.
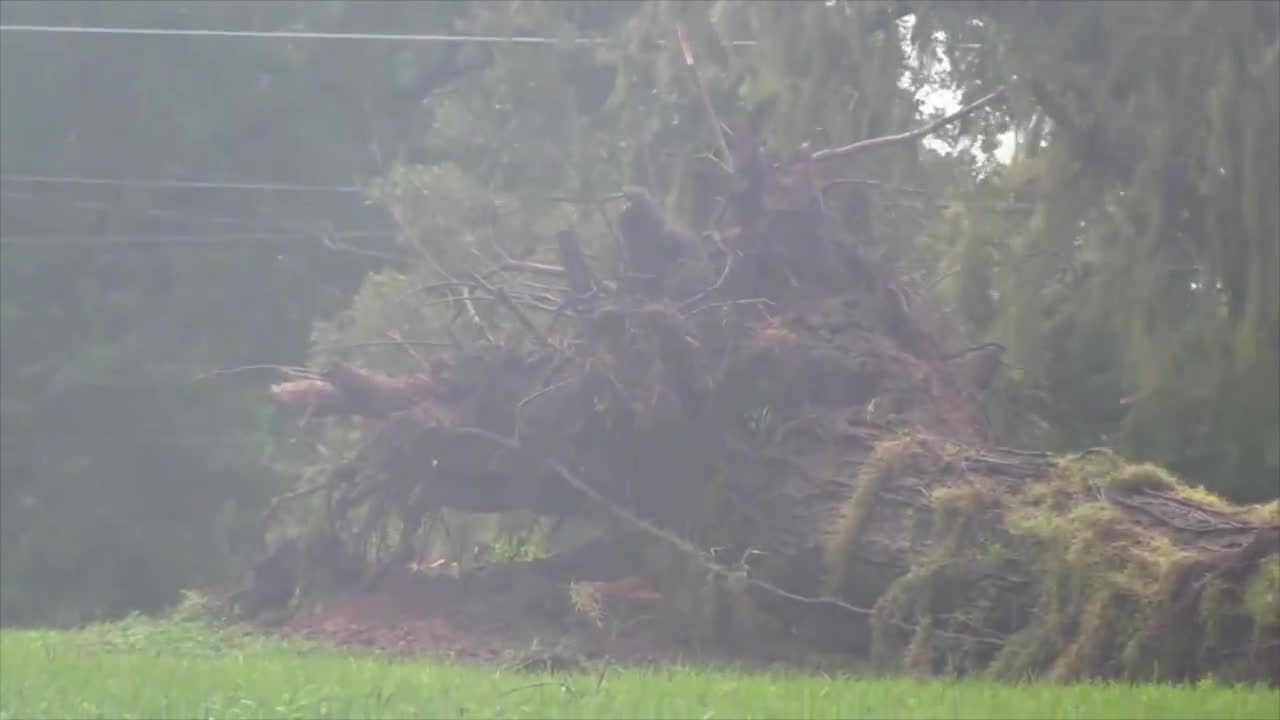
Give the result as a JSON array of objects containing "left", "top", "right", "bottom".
[{"left": 244, "top": 107, "right": 1279, "bottom": 685}]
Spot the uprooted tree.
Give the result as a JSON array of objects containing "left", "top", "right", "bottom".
[
  {"left": 203, "top": 0, "right": 1278, "bottom": 684},
  {"left": 234, "top": 78, "right": 1280, "bottom": 683}
]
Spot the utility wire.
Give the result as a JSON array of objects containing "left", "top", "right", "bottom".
[
  {"left": 0, "top": 24, "right": 758, "bottom": 47},
  {"left": 1, "top": 174, "right": 367, "bottom": 194},
  {"left": 1, "top": 189, "right": 261, "bottom": 228},
  {"left": 0, "top": 230, "right": 397, "bottom": 247}
]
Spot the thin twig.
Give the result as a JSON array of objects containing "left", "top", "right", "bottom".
[
  {"left": 695, "top": 150, "right": 733, "bottom": 177},
  {"left": 192, "top": 364, "right": 319, "bottom": 383},
  {"left": 813, "top": 86, "right": 1008, "bottom": 162},
  {"left": 317, "top": 340, "right": 453, "bottom": 353},
  {"left": 394, "top": 280, "right": 481, "bottom": 306},
  {"left": 385, "top": 330, "right": 432, "bottom": 370},
  {"left": 262, "top": 475, "right": 333, "bottom": 532},
  {"left": 921, "top": 265, "right": 961, "bottom": 293},
  {"left": 484, "top": 259, "right": 569, "bottom": 278},
  {"left": 266, "top": 479, "right": 331, "bottom": 513},
  {"left": 990, "top": 446, "right": 1054, "bottom": 458},
  {"left": 941, "top": 342, "right": 1007, "bottom": 362},
  {"left": 513, "top": 298, "right": 565, "bottom": 315},
  {"left": 676, "top": 23, "right": 733, "bottom": 175},
  {"left": 771, "top": 412, "right": 824, "bottom": 443},
  {"left": 514, "top": 278, "right": 573, "bottom": 295},
  {"left": 416, "top": 295, "right": 496, "bottom": 311},
  {"left": 470, "top": 272, "right": 553, "bottom": 347},
  {"left": 318, "top": 227, "right": 411, "bottom": 265},
  {"left": 595, "top": 199, "right": 628, "bottom": 277},
  {"left": 678, "top": 249, "right": 734, "bottom": 311},
  {"left": 687, "top": 298, "right": 774, "bottom": 316},
  {"left": 594, "top": 663, "right": 611, "bottom": 694},
  {"left": 547, "top": 192, "right": 628, "bottom": 205},
  {"left": 497, "top": 681, "right": 573, "bottom": 698},
  {"left": 297, "top": 402, "right": 316, "bottom": 430},
  {"left": 461, "top": 286, "right": 496, "bottom": 344},
  {"left": 518, "top": 378, "right": 575, "bottom": 408}
]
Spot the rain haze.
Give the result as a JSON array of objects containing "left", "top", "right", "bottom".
[{"left": 1, "top": 1, "right": 1277, "bottom": 717}]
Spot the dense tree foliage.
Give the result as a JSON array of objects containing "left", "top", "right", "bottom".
[
  {"left": 1, "top": 0, "right": 1274, "bottom": 626},
  {"left": 338, "top": 0, "right": 1279, "bottom": 503},
  {"left": 0, "top": 0, "right": 436, "bottom": 624},
  {"left": 910, "top": 0, "right": 1279, "bottom": 500}
]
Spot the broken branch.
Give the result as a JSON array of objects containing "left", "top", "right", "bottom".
[{"left": 813, "top": 86, "right": 1008, "bottom": 162}]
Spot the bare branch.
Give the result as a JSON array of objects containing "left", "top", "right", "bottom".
[
  {"left": 263, "top": 478, "right": 332, "bottom": 528},
  {"left": 318, "top": 226, "right": 412, "bottom": 265},
  {"left": 193, "top": 364, "right": 320, "bottom": 383},
  {"left": 518, "top": 378, "right": 575, "bottom": 409},
  {"left": 461, "top": 286, "right": 496, "bottom": 345},
  {"left": 489, "top": 259, "right": 569, "bottom": 278},
  {"left": 813, "top": 86, "right": 1008, "bottom": 163},
  {"left": 687, "top": 298, "right": 774, "bottom": 316}
]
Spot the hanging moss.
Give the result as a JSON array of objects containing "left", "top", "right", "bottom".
[
  {"left": 868, "top": 474, "right": 1011, "bottom": 676},
  {"left": 870, "top": 557, "right": 945, "bottom": 671},
  {"left": 988, "top": 575, "right": 1068, "bottom": 680},
  {"left": 1104, "top": 463, "right": 1177, "bottom": 493},
  {"left": 1245, "top": 557, "right": 1280, "bottom": 633},
  {"left": 1012, "top": 456, "right": 1279, "bottom": 682},
  {"left": 903, "top": 615, "right": 937, "bottom": 677},
  {"left": 1099, "top": 457, "right": 1280, "bottom": 526},
  {"left": 1196, "top": 577, "right": 1239, "bottom": 669},
  {"left": 929, "top": 476, "right": 1004, "bottom": 516},
  {"left": 838, "top": 443, "right": 1275, "bottom": 683},
  {"left": 823, "top": 434, "right": 921, "bottom": 596}
]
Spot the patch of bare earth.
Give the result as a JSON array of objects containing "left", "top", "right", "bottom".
[{"left": 273, "top": 567, "right": 681, "bottom": 667}]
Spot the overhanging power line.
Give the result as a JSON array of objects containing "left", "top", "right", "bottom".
[
  {"left": 1, "top": 174, "right": 367, "bottom": 194},
  {"left": 0, "top": 24, "right": 758, "bottom": 47},
  {"left": 0, "top": 230, "right": 398, "bottom": 246}
]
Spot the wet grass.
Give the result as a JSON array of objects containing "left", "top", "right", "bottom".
[{"left": 1, "top": 616, "right": 1276, "bottom": 719}]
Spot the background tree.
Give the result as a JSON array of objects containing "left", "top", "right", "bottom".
[
  {"left": 0, "top": 0, "right": 464, "bottom": 624},
  {"left": 909, "top": 0, "right": 1279, "bottom": 501}
]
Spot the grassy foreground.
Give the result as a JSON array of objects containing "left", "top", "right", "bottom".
[{"left": 0, "top": 617, "right": 1276, "bottom": 720}]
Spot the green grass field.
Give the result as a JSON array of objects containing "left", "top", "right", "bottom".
[{"left": 0, "top": 617, "right": 1276, "bottom": 720}]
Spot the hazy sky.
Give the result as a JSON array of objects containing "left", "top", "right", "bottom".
[{"left": 900, "top": 15, "right": 1016, "bottom": 165}]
